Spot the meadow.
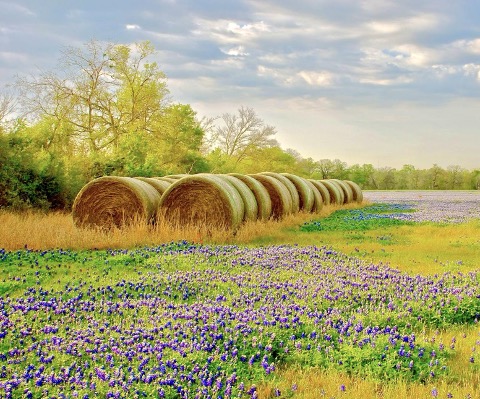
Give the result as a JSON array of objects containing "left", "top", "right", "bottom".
[{"left": 1, "top": 191, "right": 480, "bottom": 398}]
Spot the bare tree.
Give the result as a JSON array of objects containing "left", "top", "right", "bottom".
[
  {"left": 0, "top": 90, "right": 17, "bottom": 127},
  {"left": 213, "top": 106, "right": 278, "bottom": 164}
]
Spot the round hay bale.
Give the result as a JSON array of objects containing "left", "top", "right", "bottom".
[
  {"left": 281, "top": 173, "right": 315, "bottom": 212},
  {"left": 229, "top": 173, "right": 272, "bottom": 220},
  {"left": 308, "top": 180, "right": 331, "bottom": 205},
  {"left": 304, "top": 179, "right": 323, "bottom": 213},
  {"left": 72, "top": 176, "right": 161, "bottom": 229},
  {"left": 325, "top": 180, "right": 345, "bottom": 204},
  {"left": 217, "top": 175, "right": 258, "bottom": 222},
  {"left": 320, "top": 179, "right": 343, "bottom": 205},
  {"left": 154, "top": 176, "right": 177, "bottom": 184},
  {"left": 249, "top": 174, "right": 293, "bottom": 220},
  {"left": 259, "top": 172, "right": 300, "bottom": 213},
  {"left": 344, "top": 180, "right": 364, "bottom": 203},
  {"left": 164, "top": 174, "right": 189, "bottom": 180},
  {"left": 331, "top": 179, "right": 354, "bottom": 204},
  {"left": 158, "top": 174, "right": 244, "bottom": 231},
  {"left": 135, "top": 177, "right": 171, "bottom": 196}
]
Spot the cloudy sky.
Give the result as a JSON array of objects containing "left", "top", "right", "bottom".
[{"left": 1, "top": 0, "right": 480, "bottom": 169}]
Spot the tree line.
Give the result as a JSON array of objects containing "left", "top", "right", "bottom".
[{"left": 0, "top": 40, "right": 479, "bottom": 211}]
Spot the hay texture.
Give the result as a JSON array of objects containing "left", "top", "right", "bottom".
[
  {"left": 308, "top": 180, "right": 331, "bottom": 205},
  {"left": 154, "top": 177, "right": 177, "bottom": 184},
  {"left": 331, "top": 179, "right": 354, "bottom": 204},
  {"left": 304, "top": 179, "right": 323, "bottom": 213},
  {"left": 164, "top": 174, "right": 189, "bottom": 180},
  {"left": 260, "top": 172, "right": 300, "bottom": 213},
  {"left": 281, "top": 173, "right": 315, "bottom": 212},
  {"left": 320, "top": 180, "right": 343, "bottom": 205},
  {"left": 250, "top": 174, "right": 293, "bottom": 219},
  {"left": 72, "top": 176, "right": 161, "bottom": 229},
  {"left": 344, "top": 180, "right": 364, "bottom": 203},
  {"left": 135, "top": 177, "right": 171, "bottom": 196},
  {"left": 229, "top": 173, "right": 272, "bottom": 220},
  {"left": 158, "top": 174, "right": 244, "bottom": 231},
  {"left": 218, "top": 175, "right": 258, "bottom": 221}
]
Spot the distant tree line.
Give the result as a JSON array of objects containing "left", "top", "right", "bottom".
[{"left": 0, "top": 40, "right": 479, "bottom": 211}]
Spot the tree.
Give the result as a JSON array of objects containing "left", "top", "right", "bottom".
[{"left": 211, "top": 106, "right": 278, "bottom": 165}]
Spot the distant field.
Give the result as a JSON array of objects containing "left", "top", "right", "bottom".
[{"left": 1, "top": 191, "right": 480, "bottom": 398}]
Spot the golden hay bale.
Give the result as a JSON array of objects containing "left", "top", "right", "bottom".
[
  {"left": 319, "top": 179, "right": 343, "bottom": 205},
  {"left": 331, "top": 179, "right": 354, "bottom": 204},
  {"left": 229, "top": 173, "right": 272, "bottom": 220},
  {"left": 259, "top": 172, "right": 300, "bottom": 213},
  {"left": 154, "top": 176, "right": 177, "bottom": 184},
  {"left": 158, "top": 174, "right": 244, "bottom": 230},
  {"left": 218, "top": 174, "right": 258, "bottom": 222},
  {"left": 304, "top": 179, "right": 323, "bottom": 213},
  {"left": 250, "top": 174, "right": 293, "bottom": 220},
  {"left": 308, "top": 180, "right": 331, "bottom": 205},
  {"left": 326, "top": 180, "right": 345, "bottom": 204},
  {"left": 135, "top": 177, "right": 171, "bottom": 196},
  {"left": 281, "top": 173, "right": 315, "bottom": 212},
  {"left": 344, "top": 180, "right": 364, "bottom": 203},
  {"left": 164, "top": 174, "right": 189, "bottom": 180},
  {"left": 72, "top": 176, "right": 161, "bottom": 229}
]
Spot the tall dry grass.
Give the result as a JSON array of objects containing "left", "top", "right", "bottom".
[{"left": 0, "top": 204, "right": 356, "bottom": 251}]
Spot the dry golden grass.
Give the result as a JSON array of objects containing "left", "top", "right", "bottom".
[{"left": 0, "top": 205, "right": 354, "bottom": 251}]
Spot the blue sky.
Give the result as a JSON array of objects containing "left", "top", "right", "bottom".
[{"left": 1, "top": 0, "right": 480, "bottom": 169}]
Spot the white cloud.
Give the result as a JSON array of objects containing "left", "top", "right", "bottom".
[
  {"left": 463, "top": 63, "right": 480, "bottom": 82},
  {"left": 193, "top": 19, "right": 270, "bottom": 44},
  {"left": 220, "top": 45, "right": 249, "bottom": 56},
  {"left": 297, "top": 70, "right": 334, "bottom": 86},
  {"left": 126, "top": 24, "right": 141, "bottom": 30},
  {"left": 359, "top": 75, "right": 414, "bottom": 86}
]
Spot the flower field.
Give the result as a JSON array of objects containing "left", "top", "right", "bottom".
[{"left": 1, "top": 191, "right": 480, "bottom": 398}]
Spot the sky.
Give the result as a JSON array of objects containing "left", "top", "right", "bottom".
[{"left": 1, "top": 0, "right": 480, "bottom": 170}]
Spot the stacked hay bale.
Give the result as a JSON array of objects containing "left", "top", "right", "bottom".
[{"left": 72, "top": 173, "right": 364, "bottom": 230}]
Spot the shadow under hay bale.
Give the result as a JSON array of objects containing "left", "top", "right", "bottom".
[
  {"left": 218, "top": 175, "right": 258, "bottom": 222},
  {"left": 72, "top": 176, "right": 161, "bottom": 229},
  {"left": 135, "top": 177, "right": 171, "bottom": 196},
  {"left": 229, "top": 173, "right": 272, "bottom": 220},
  {"left": 308, "top": 180, "right": 331, "bottom": 205},
  {"left": 281, "top": 173, "right": 315, "bottom": 212},
  {"left": 250, "top": 174, "right": 293, "bottom": 220},
  {"left": 158, "top": 174, "right": 244, "bottom": 231},
  {"left": 344, "top": 180, "right": 364, "bottom": 203}
]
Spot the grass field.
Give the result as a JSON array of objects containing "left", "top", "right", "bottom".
[{"left": 1, "top": 191, "right": 480, "bottom": 398}]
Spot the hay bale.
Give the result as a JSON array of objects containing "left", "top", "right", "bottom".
[
  {"left": 164, "top": 174, "right": 189, "bottom": 180},
  {"left": 304, "top": 179, "right": 323, "bottom": 213},
  {"left": 259, "top": 172, "right": 300, "bottom": 213},
  {"left": 154, "top": 176, "right": 177, "bottom": 184},
  {"left": 344, "top": 180, "right": 364, "bottom": 203},
  {"left": 218, "top": 174, "right": 258, "bottom": 222},
  {"left": 281, "top": 173, "right": 315, "bottom": 212},
  {"left": 72, "top": 176, "right": 161, "bottom": 229},
  {"left": 308, "top": 180, "right": 331, "bottom": 205},
  {"left": 326, "top": 180, "right": 345, "bottom": 204},
  {"left": 331, "top": 179, "right": 354, "bottom": 204},
  {"left": 319, "top": 179, "right": 343, "bottom": 205},
  {"left": 229, "top": 173, "right": 272, "bottom": 220},
  {"left": 135, "top": 177, "right": 171, "bottom": 196},
  {"left": 158, "top": 174, "right": 244, "bottom": 230},
  {"left": 250, "top": 174, "right": 293, "bottom": 219}
]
